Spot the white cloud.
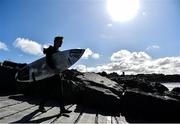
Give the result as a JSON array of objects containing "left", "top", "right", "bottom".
[
  {"left": 111, "top": 50, "right": 151, "bottom": 62},
  {"left": 74, "top": 64, "right": 87, "bottom": 72},
  {"left": 92, "top": 53, "right": 100, "bottom": 59},
  {"left": 82, "top": 48, "right": 100, "bottom": 59},
  {"left": 82, "top": 48, "right": 93, "bottom": 59},
  {"left": 14, "top": 37, "right": 43, "bottom": 56},
  {"left": 0, "top": 41, "right": 8, "bottom": 51},
  {"left": 74, "top": 64, "right": 102, "bottom": 73},
  {"left": 75, "top": 50, "right": 180, "bottom": 75},
  {"left": 43, "top": 43, "right": 51, "bottom": 49},
  {"left": 111, "top": 50, "right": 131, "bottom": 61},
  {"left": 146, "top": 45, "right": 160, "bottom": 50}
]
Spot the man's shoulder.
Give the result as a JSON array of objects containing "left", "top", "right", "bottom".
[
  {"left": 45, "top": 45, "right": 55, "bottom": 51},
  {"left": 47, "top": 45, "right": 54, "bottom": 49},
  {"left": 43, "top": 45, "right": 54, "bottom": 54}
]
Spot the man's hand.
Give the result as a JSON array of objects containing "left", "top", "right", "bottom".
[{"left": 43, "top": 48, "right": 47, "bottom": 54}]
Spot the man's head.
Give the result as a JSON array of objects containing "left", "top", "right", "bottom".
[{"left": 54, "top": 36, "right": 63, "bottom": 49}]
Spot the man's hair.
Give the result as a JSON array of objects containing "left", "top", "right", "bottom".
[{"left": 54, "top": 36, "right": 64, "bottom": 43}]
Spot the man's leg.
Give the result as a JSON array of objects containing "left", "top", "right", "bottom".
[
  {"left": 58, "top": 74, "right": 71, "bottom": 114},
  {"left": 39, "top": 81, "right": 47, "bottom": 113},
  {"left": 39, "top": 98, "right": 47, "bottom": 112}
]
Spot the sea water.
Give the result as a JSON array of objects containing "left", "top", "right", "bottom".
[{"left": 162, "top": 82, "right": 180, "bottom": 91}]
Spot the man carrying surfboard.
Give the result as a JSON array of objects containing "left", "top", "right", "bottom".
[
  {"left": 39, "top": 36, "right": 71, "bottom": 114},
  {"left": 43, "top": 36, "right": 63, "bottom": 69}
]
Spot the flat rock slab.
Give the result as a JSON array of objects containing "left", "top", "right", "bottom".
[
  {"left": 80, "top": 73, "right": 123, "bottom": 92},
  {"left": 0, "top": 94, "right": 128, "bottom": 123},
  {"left": 65, "top": 72, "right": 124, "bottom": 111}
]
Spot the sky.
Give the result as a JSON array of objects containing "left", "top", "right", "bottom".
[{"left": 0, "top": 0, "right": 180, "bottom": 74}]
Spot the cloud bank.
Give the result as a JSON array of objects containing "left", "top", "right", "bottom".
[
  {"left": 0, "top": 41, "right": 8, "bottom": 51},
  {"left": 14, "top": 38, "right": 43, "bottom": 56},
  {"left": 75, "top": 50, "right": 180, "bottom": 75}
]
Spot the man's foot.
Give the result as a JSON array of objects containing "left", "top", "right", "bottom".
[
  {"left": 61, "top": 109, "right": 72, "bottom": 114},
  {"left": 39, "top": 107, "right": 47, "bottom": 113}
]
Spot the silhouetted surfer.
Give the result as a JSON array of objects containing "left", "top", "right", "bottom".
[
  {"left": 43, "top": 36, "right": 63, "bottom": 69},
  {"left": 39, "top": 36, "right": 71, "bottom": 114}
]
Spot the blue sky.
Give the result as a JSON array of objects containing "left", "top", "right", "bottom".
[{"left": 0, "top": 0, "right": 180, "bottom": 74}]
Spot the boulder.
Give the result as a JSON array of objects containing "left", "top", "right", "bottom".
[
  {"left": 63, "top": 72, "right": 124, "bottom": 112},
  {"left": 121, "top": 89, "right": 180, "bottom": 123},
  {"left": 0, "top": 61, "right": 27, "bottom": 94},
  {"left": 0, "top": 65, "right": 18, "bottom": 93},
  {"left": 172, "top": 87, "right": 180, "bottom": 94},
  {"left": 152, "top": 82, "right": 169, "bottom": 94},
  {"left": 97, "top": 71, "right": 109, "bottom": 78},
  {"left": 2, "top": 60, "right": 27, "bottom": 70},
  {"left": 63, "top": 70, "right": 125, "bottom": 109},
  {"left": 114, "top": 77, "right": 168, "bottom": 95},
  {"left": 165, "top": 87, "right": 180, "bottom": 101}
]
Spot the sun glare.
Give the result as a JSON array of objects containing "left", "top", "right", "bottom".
[{"left": 107, "top": 0, "right": 140, "bottom": 22}]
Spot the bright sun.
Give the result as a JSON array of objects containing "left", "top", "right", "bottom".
[{"left": 107, "top": 0, "right": 140, "bottom": 22}]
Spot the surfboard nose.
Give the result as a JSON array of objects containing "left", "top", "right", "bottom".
[
  {"left": 72, "top": 49, "right": 85, "bottom": 57},
  {"left": 79, "top": 49, "right": 85, "bottom": 58},
  {"left": 81, "top": 49, "right": 85, "bottom": 54}
]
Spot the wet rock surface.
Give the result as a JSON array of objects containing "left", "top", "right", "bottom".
[{"left": 1, "top": 61, "right": 180, "bottom": 122}]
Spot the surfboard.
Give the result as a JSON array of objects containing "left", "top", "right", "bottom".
[{"left": 15, "top": 49, "right": 85, "bottom": 82}]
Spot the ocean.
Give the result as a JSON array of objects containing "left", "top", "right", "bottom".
[{"left": 162, "top": 82, "right": 180, "bottom": 91}]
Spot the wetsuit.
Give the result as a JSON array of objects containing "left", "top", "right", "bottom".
[
  {"left": 39, "top": 46, "right": 66, "bottom": 112},
  {"left": 43, "top": 46, "right": 58, "bottom": 69}
]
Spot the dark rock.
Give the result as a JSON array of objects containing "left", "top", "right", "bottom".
[
  {"left": 62, "top": 69, "right": 83, "bottom": 80},
  {"left": 172, "top": 87, "right": 180, "bottom": 94},
  {"left": 122, "top": 78, "right": 156, "bottom": 93},
  {"left": 64, "top": 72, "right": 124, "bottom": 112},
  {"left": 97, "top": 71, "right": 109, "bottom": 78},
  {"left": 0, "top": 61, "right": 27, "bottom": 94},
  {"left": 0, "top": 65, "right": 18, "bottom": 93},
  {"left": 165, "top": 87, "right": 180, "bottom": 101},
  {"left": 136, "top": 74, "right": 180, "bottom": 82},
  {"left": 2, "top": 60, "right": 27, "bottom": 70},
  {"left": 115, "top": 77, "right": 169, "bottom": 95},
  {"left": 121, "top": 89, "right": 180, "bottom": 123},
  {"left": 107, "top": 72, "right": 125, "bottom": 85},
  {"left": 153, "top": 82, "right": 169, "bottom": 94},
  {"left": 108, "top": 72, "right": 121, "bottom": 78}
]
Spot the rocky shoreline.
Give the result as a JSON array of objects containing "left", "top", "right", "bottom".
[{"left": 1, "top": 60, "right": 180, "bottom": 122}]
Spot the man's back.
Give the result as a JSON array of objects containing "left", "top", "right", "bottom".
[
  {"left": 43, "top": 46, "right": 59, "bottom": 69},
  {"left": 43, "top": 46, "right": 58, "bottom": 55}
]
